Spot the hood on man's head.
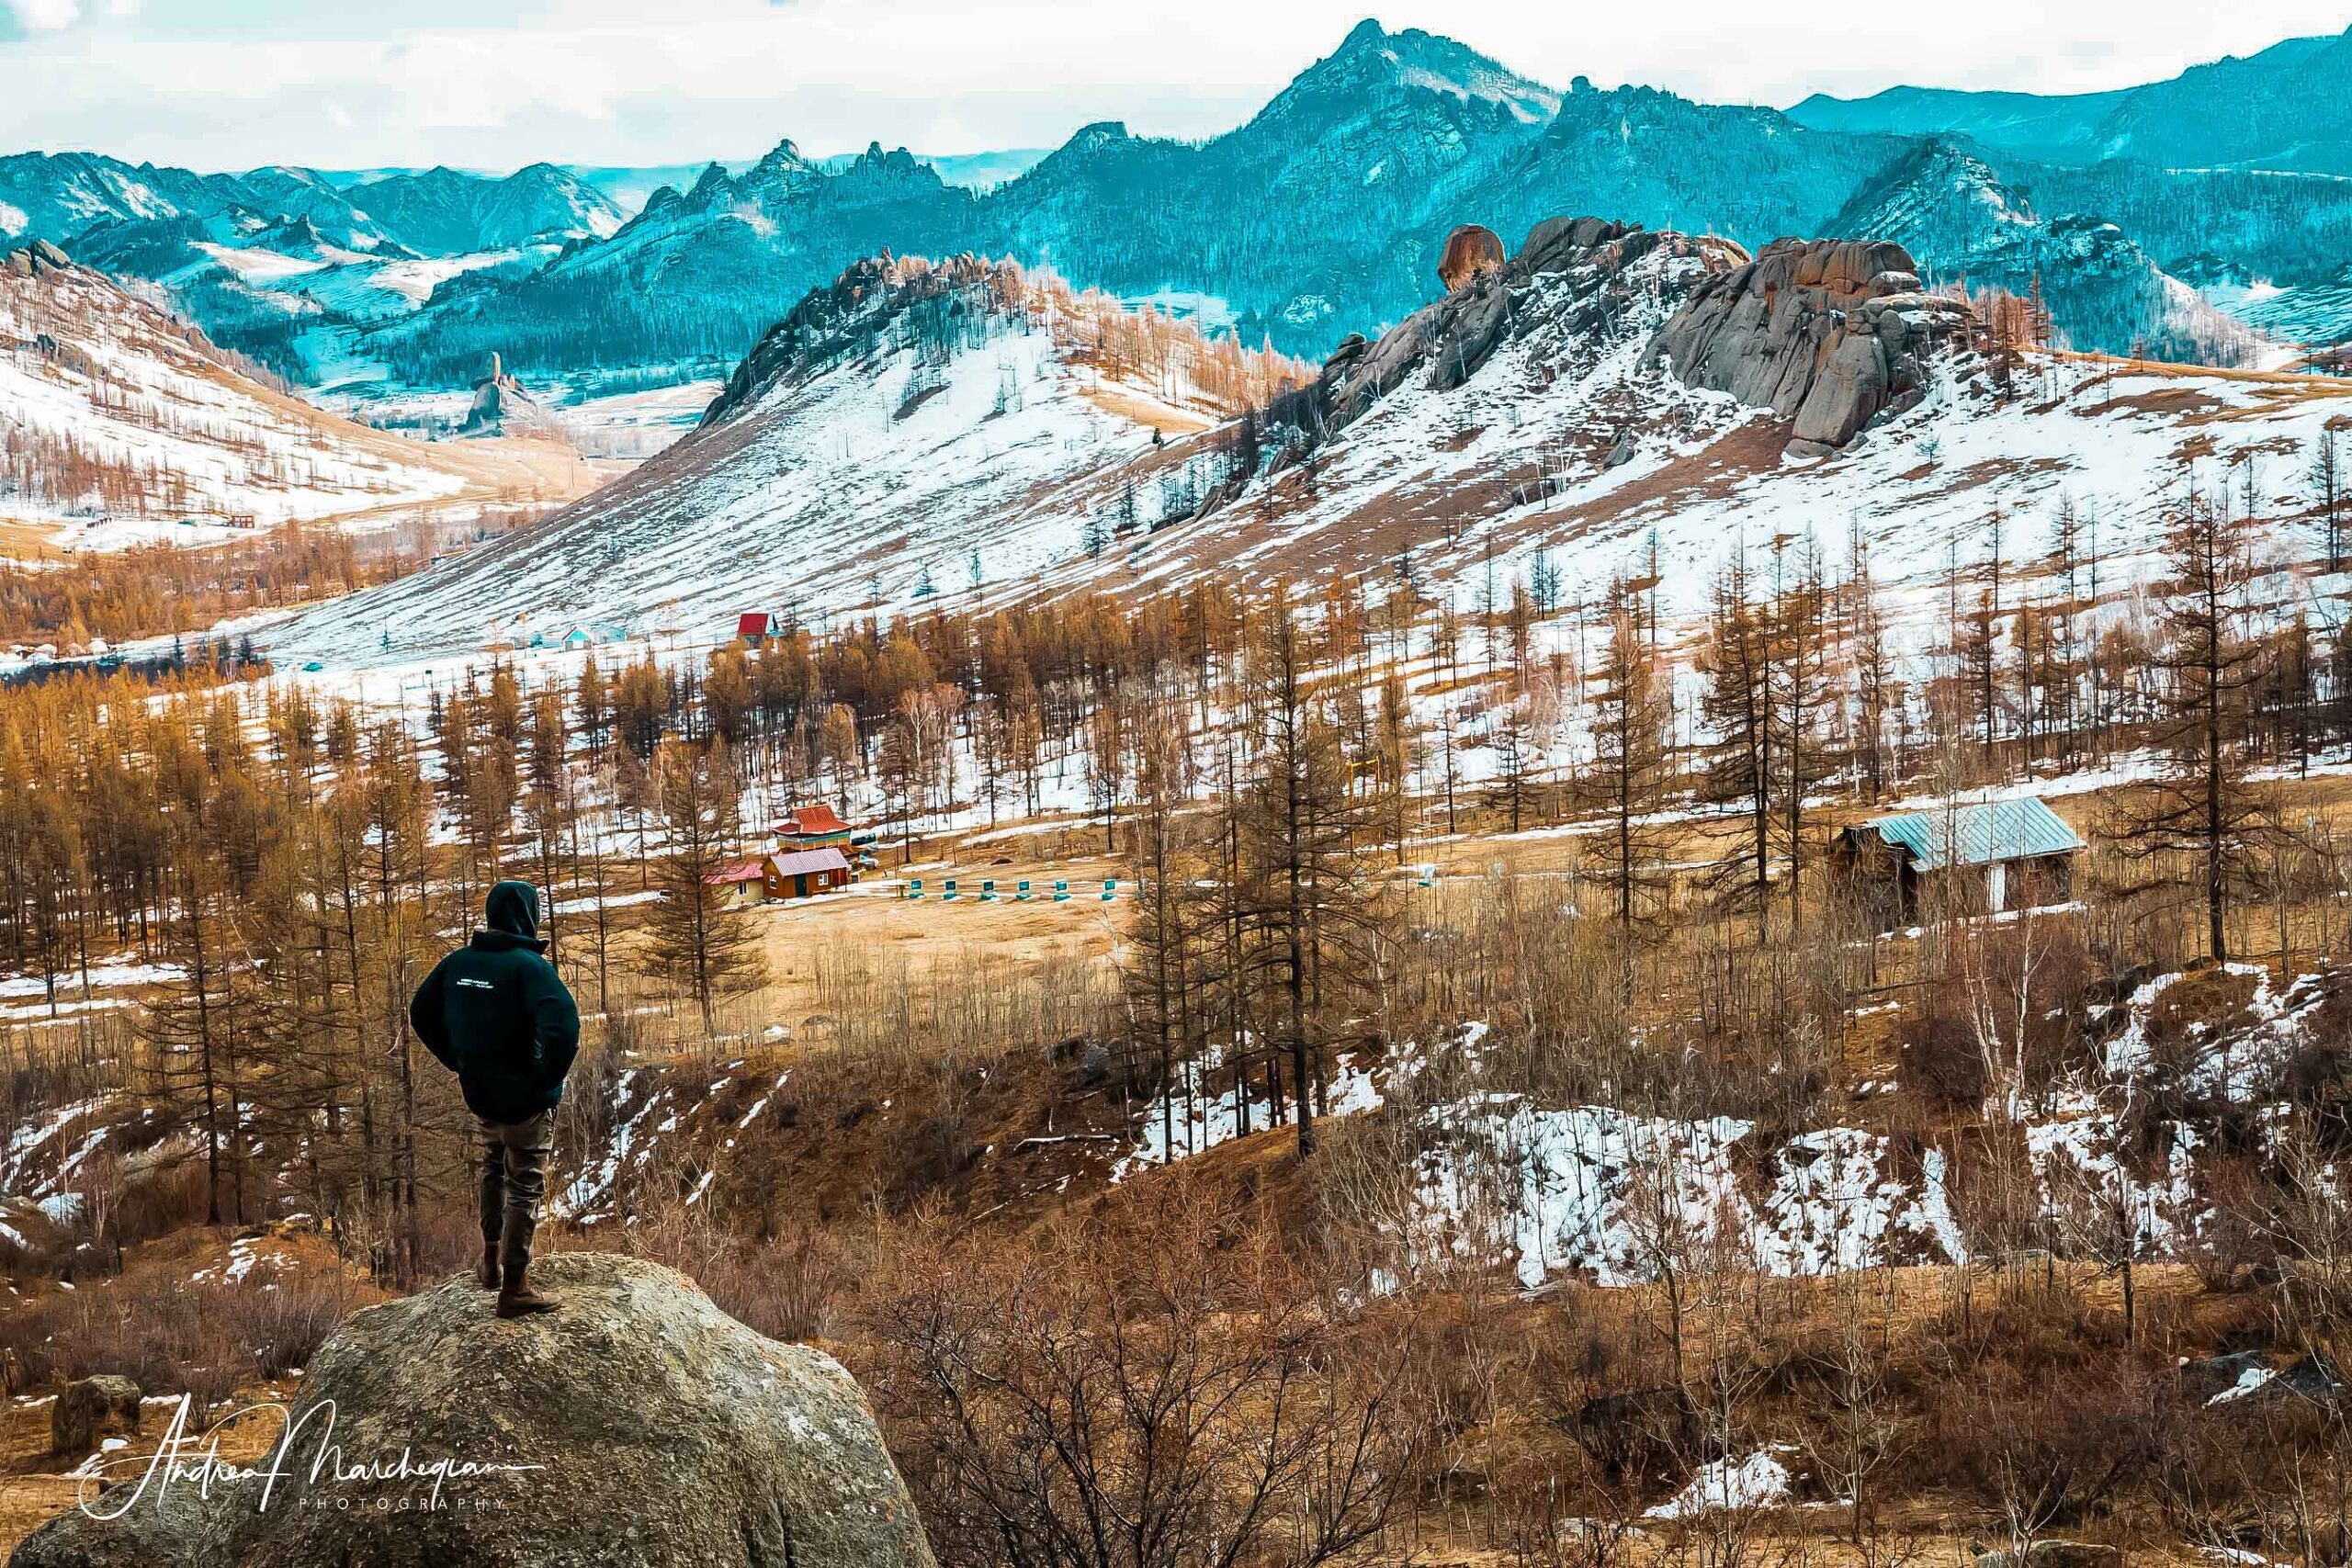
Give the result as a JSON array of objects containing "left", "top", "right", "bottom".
[{"left": 485, "top": 881, "right": 542, "bottom": 939}]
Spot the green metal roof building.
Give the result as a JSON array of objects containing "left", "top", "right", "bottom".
[{"left": 1834, "top": 797, "right": 2084, "bottom": 928}]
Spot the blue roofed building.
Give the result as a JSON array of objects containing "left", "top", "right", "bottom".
[{"left": 1833, "top": 796, "right": 2084, "bottom": 930}]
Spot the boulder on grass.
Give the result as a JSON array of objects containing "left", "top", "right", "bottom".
[
  {"left": 11, "top": 1254, "right": 933, "bottom": 1568},
  {"left": 50, "top": 1376, "right": 141, "bottom": 1455}
]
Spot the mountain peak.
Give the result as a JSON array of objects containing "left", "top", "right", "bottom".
[
  {"left": 1277, "top": 19, "right": 1560, "bottom": 125},
  {"left": 1068, "top": 121, "right": 1132, "bottom": 152},
  {"left": 845, "top": 143, "right": 933, "bottom": 184},
  {"left": 749, "top": 138, "right": 810, "bottom": 176}
]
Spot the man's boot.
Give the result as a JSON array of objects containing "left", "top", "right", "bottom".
[
  {"left": 496, "top": 1262, "right": 559, "bottom": 1318},
  {"left": 477, "top": 1239, "right": 501, "bottom": 1291}
]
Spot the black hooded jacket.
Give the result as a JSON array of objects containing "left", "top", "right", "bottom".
[{"left": 409, "top": 881, "right": 581, "bottom": 1124}]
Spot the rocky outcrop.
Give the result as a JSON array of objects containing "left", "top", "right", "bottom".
[
  {"left": 13, "top": 1253, "right": 934, "bottom": 1568},
  {"left": 1438, "top": 224, "right": 1505, "bottom": 292},
  {"left": 1645, "top": 236, "right": 1974, "bottom": 454},
  {"left": 5, "top": 240, "right": 74, "bottom": 279},
  {"left": 458, "top": 351, "right": 566, "bottom": 441},
  {"left": 1306, "top": 215, "right": 1743, "bottom": 436},
  {"left": 10, "top": 1481, "right": 209, "bottom": 1568},
  {"left": 705, "top": 252, "right": 1001, "bottom": 426},
  {"left": 50, "top": 1376, "right": 140, "bottom": 1455}
]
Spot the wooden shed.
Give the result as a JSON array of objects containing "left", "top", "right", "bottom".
[
  {"left": 765, "top": 847, "right": 853, "bottom": 901},
  {"left": 1833, "top": 796, "right": 2083, "bottom": 931}
]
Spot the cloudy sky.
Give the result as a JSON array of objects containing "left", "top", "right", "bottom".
[{"left": 1, "top": 0, "right": 2346, "bottom": 173}]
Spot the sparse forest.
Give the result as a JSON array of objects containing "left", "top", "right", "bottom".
[{"left": 5, "top": 468, "right": 2352, "bottom": 1562}]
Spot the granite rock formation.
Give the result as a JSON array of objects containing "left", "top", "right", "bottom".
[
  {"left": 11, "top": 1254, "right": 935, "bottom": 1568},
  {"left": 1644, "top": 236, "right": 1974, "bottom": 453}
]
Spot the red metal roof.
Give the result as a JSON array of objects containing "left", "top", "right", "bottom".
[
  {"left": 702, "top": 861, "right": 767, "bottom": 886},
  {"left": 769, "top": 847, "right": 850, "bottom": 878},
  {"left": 736, "top": 612, "right": 774, "bottom": 638},
  {"left": 781, "top": 804, "right": 848, "bottom": 836}
]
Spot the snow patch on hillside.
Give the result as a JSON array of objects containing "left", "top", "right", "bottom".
[{"left": 0, "top": 264, "right": 475, "bottom": 534}]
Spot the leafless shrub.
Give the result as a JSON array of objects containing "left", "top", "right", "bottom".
[{"left": 854, "top": 1175, "right": 1431, "bottom": 1568}]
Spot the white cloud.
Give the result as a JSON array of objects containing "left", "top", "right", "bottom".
[
  {"left": 0, "top": 0, "right": 2346, "bottom": 171},
  {"left": 7, "top": 0, "right": 81, "bottom": 30}
]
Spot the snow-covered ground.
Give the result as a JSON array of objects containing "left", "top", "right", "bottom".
[
  {"left": 0, "top": 261, "right": 590, "bottom": 547},
  {"left": 1111, "top": 963, "right": 2328, "bottom": 1292}
]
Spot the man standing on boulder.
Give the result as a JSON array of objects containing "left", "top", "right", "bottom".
[{"left": 410, "top": 881, "right": 580, "bottom": 1318}]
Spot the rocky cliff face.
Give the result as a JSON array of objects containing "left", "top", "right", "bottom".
[
  {"left": 702, "top": 252, "right": 1004, "bottom": 426},
  {"left": 1294, "top": 221, "right": 1975, "bottom": 461},
  {"left": 1644, "top": 237, "right": 1975, "bottom": 454},
  {"left": 4, "top": 240, "right": 74, "bottom": 279},
  {"left": 15, "top": 1253, "right": 934, "bottom": 1568},
  {"left": 1299, "top": 215, "right": 1747, "bottom": 443},
  {"left": 458, "top": 351, "right": 566, "bottom": 440}
]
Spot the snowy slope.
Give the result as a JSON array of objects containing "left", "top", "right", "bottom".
[
  {"left": 0, "top": 251, "right": 594, "bottom": 547},
  {"left": 1162, "top": 257, "right": 2350, "bottom": 645},
  {"left": 1114, "top": 964, "right": 2327, "bottom": 1290},
  {"left": 268, "top": 226, "right": 2352, "bottom": 669},
  {"left": 269, "top": 262, "right": 1195, "bottom": 660}
]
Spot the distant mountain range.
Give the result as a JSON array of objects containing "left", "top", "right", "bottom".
[
  {"left": 269, "top": 220, "right": 2352, "bottom": 671},
  {"left": 309, "top": 153, "right": 1053, "bottom": 213},
  {"left": 0, "top": 153, "right": 620, "bottom": 258},
  {"left": 7, "top": 17, "right": 2352, "bottom": 396},
  {"left": 1789, "top": 28, "right": 2352, "bottom": 175}
]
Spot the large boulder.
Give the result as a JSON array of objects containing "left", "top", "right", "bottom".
[
  {"left": 12, "top": 1254, "right": 933, "bottom": 1568},
  {"left": 1645, "top": 235, "right": 1975, "bottom": 454},
  {"left": 10, "top": 1478, "right": 210, "bottom": 1568},
  {"left": 50, "top": 1376, "right": 140, "bottom": 1456},
  {"left": 1437, "top": 224, "right": 1506, "bottom": 293},
  {"left": 5, "top": 243, "right": 76, "bottom": 280}
]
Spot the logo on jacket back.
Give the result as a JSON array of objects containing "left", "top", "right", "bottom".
[{"left": 456, "top": 978, "right": 495, "bottom": 990}]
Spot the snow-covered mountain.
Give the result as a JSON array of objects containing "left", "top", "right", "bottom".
[
  {"left": 0, "top": 152, "right": 243, "bottom": 246},
  {"left": 0, "top": 243, "right": 594, "bottom": 550},
  {"left": 268, "top": 216, "right": 2352, "bottom": 670},
  {"left": 364, "top": 141, "right": 974, "bottom": 391},
  {"left": 334, "top": 17, "right": 2352, "bottom": 390},
  {"left": 0, "top": 152, "right": 626, "bottom": 383},
  {"left": 272, "top": 253, "right": 1295, "bottom": 660},
  {"left": 371, "top": 19, "right": 1563, "bottom": 387},
  {"left": 1824, "top": 141, "right": 2261, "bottom": 364},
  {"left": 564, "top": 151, "right": 1051, "bottom": 214}
]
